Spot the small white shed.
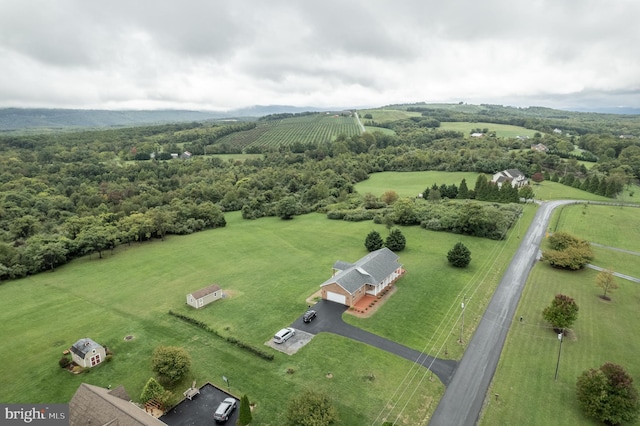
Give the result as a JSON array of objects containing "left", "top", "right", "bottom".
[
  {"left": 186, "top": 284, "right": 222, "bottom": 309},
  {"left": 70, "top": 338, "right": 106, "bottom": 368}
]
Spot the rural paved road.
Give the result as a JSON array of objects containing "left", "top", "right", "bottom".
[
  {"left": 429, "top": 199, "right": 578, "bottom": 426},
  {"left": 292, "top": 300, "right": 458, "bottom": 385}
]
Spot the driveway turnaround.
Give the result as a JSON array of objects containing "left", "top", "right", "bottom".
[
  {"left": 293, "top": 300, "right": 457, "bottom": 385},
  {"left": 429, "top": 200, "right": 577, "bottom": 426},
  {"left": 160, "top": 383, "right": 239, "bottom": 426}
]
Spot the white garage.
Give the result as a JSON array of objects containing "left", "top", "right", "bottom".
[{"left": 326, "top": 291, "right": 346, "bottom": 305}]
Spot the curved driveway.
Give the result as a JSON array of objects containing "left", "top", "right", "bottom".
[
  {"left": 293, "top": 300, "right": 458, "bottom": 385},
  {"left": 429, "top": 200, "right": 577, "bottom": 426}
]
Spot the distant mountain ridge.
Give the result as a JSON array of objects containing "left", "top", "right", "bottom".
[
  {"left": 0, "top": 105, "right": 340, "bottom": 131},
  {"left": 2, "top": 104, "right": 638, "bottom": 132}
]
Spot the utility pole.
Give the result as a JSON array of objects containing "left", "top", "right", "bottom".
[
  {"left": 554, "top": 330, "right": 564, "bottom": 380},
  {"left": 460, "top": 295, "right": 466, "bottom": 344}
]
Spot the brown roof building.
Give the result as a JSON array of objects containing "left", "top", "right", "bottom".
[{"left": 69, "top": 383, "right": 165, "bottom": 426}]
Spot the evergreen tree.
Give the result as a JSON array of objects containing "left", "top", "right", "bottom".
[
  {"left": 597, "top": 178, "right": 607, "bottom": 196},
  {"left": 605, "top": 179, "right": 619, "bottom": 198},
  {"left": 457, "top": 178, "right": 469, "bottom": 199},
  {"left": 486, "top": 182, "right": 500, "bottom": 202},
  {"left": 474, "top": 174, "right": 489, "bottom": 200},
  {"left": 447, "top": 242, "right": 471, "bottom": 267},
  {"left": 588, "top": 175, "right": 600, "bottom": 193},
  {"left": 563, "top": 174, "right": 575, "bottom": 187},
  {"left": 238, "top": 394, "right": 253, "bottom": 426},
  {"left": 365, "top": 230, "right": 384, "bottom": 252},
  {"left": 446, "top": 184, "right": 458, "bottom": 199},
  {"left": 385, "top": 228, "right": 406, "bottom": 251}
]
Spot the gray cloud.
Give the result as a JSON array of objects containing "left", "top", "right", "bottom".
[{"left": 0, "top": 0, "right": 638, "bottom": 110}]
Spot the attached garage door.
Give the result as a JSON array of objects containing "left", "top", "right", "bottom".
[{"left": 326, "top": 291, "right": 347, "bottom": 305}]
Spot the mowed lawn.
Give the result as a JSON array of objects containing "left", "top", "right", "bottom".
[
  {"left": 530, "top": 181, "right": 613, "bottom": 202},
  {"left": 0, "top": 194, "right": 528, "bottom": 425},
  {"left": 439, "top": 122, "right": 540, "bottom": 138},
  {"left": 481, "top": 204, "right": 640, "bottom": 426},
  {"left": 357, "top": 171, "right": 480, "bottom": 198}
]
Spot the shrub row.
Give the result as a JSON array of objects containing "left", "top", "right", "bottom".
[{"left": 168, "top": 311, "right": 274, "bottom": 361}]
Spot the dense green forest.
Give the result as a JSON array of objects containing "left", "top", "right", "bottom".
[{"left": 1, "top": 107, "right": 639, "bottom": 281}]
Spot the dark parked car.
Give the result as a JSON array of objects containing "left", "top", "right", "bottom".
[
  {"left": 213, "top": 397, "right": 237, "bottom": 422},
  {"left": 303, "top": 310, "right": 317, "bottom": 323}
]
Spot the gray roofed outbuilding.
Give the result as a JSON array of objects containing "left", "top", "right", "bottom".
[{"left": 70, "top": 338, "right": 102, "bottom": 358}]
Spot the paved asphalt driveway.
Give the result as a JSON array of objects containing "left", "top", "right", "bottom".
[
  {"left": 429, "top": 200, "right": 577, "bottom": 426},
  {"left": 292, "top": 300, "right": 458, "bottom": 385}
]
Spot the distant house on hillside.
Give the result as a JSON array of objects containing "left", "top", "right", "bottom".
[
  {"left": 320, "top": 248, "right": 405, "bottom": 307},
  {"left": 70, "top": 338, "right": 106, "bottom": 368},
  {"left": 187, "top": 284, "right": 223, "bottom": 309},
  {"left": 492, "top": 169, "right": 528, "bottom": 188},
  {"left": 531, "top": 143, "right": 548, "bottom": 152}
]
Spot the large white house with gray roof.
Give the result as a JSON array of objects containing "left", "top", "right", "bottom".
[{"left": 320, "top": 247, "right": 405, "bottom": 306}]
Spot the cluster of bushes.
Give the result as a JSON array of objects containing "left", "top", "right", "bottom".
[
  {"left": 418, "top": 201, "right": 522, "bottom": 240},
  {"left": 541, "top": 232, "right": 594, "bottom": 270},
  {"left": 168, "top": 311, "right": 274, "bottom": 361}
]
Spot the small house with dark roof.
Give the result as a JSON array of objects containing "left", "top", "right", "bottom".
[
  {"left": 70, "top": 338, "right": 106, "bottom": 368},
  {"left": 491, "top": 169, "right": 528, "bottom": 188},
  {"left": 187, "top": 284, "right": 222, "bottom": 309},
  {"left": 320, "top": 247, "right": 405, "bottom": 306},
  {"left": 69, "top": 383, "right": 165, "bottom": 426}
]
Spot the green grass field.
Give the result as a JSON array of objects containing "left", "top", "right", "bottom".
[
  {"left": 364, "top": 125, "right": 396, "bottom": 135},
  {"left": 481, "top": 204, "right": 640, "bottom": 426},
  {"left": 440, "top": 122, "right": 540, "bottom": 138},
  {"left": 0, "top": 198, "right": 530, "bottom": 424},
  {"left": 530, "top": 181, "right": 613, "bottom": 202},
  {"left": 358, "top": 109, "right": 422, "bottom": 123},
  {"left": 4, "top": 170, "right": 632, "bottom": 424},
  {"left": 355, "top": 171, "right": 480, "bottom": 198}
]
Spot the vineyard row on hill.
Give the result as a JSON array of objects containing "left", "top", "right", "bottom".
[{"left": 215, "top": 113, "right": 361, "bottom": 151}]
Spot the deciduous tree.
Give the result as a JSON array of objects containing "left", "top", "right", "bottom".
[
  {"left": 542, "top": 294, "right": 578, "bottom": 331},
  {"left": 151, "top": 346, "right": 191, "bottom": 385},
  {"left": 596, "top": 268, "right": 618, "bottom": 300},
  {"left": 286, "top": 390, "right": 338, "bottom": 426},
  {"left": 576, "top": 363, "right": 639, "bottom": 425}
]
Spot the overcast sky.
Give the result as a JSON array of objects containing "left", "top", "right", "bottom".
[{"left": 1, "top": 0, "right": 639, "bottom": 111}]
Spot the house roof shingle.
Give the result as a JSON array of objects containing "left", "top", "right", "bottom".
[
  {"left": 190, "top": 284, "right": 221, "bottom": 299},
  {"left": 321, "top": 247, "right": 402, "bottom": 295},
  {"left": 70, "top": 338, "right": 102, "bottom": 358},
  {"left": 69, "top": 383, "right": 165, "bottom": 426}
]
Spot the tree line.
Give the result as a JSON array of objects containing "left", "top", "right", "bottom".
[{"left": 1, "top": 109, "right": 638, "bottom": 281}]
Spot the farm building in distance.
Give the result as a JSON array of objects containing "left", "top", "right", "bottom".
[{"left": 187, "top": 284, "right": 223, "bottom": 309}]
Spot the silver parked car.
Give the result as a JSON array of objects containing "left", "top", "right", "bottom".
[
  {"left": 273, "top": 327, "right": 295, "bottom": 344},
  {"left": 213, "top": 397, "right": 237, "bottom": 422}
]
